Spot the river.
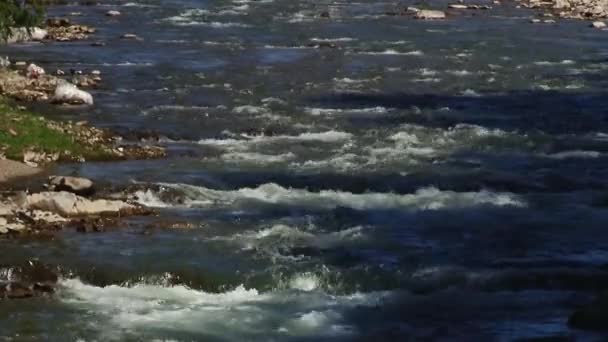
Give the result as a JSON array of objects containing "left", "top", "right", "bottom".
[{"left": 1, "top": 0, "right": 608, "bottom": 340}]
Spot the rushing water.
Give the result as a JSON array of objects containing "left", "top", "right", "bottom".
[{"left": 2, "top": 0, "right": 608, "bottom": 340}]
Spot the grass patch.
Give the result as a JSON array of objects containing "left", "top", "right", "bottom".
[{"left": 0, "top": 97, "right": 111, "bottom": 161}]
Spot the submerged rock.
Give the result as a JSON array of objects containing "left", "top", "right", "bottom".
[
  {"left": 0, "top": 261, "right": 58, "bottom": 300},
  {"left": 415, "top": 10, "right": 447, "bottom": 19},
  {"left": 48, "top": 176, "right": 95, "bottom": 196},
  {"left": 51, "top": 83, "right": 94, "bottom": 105}
]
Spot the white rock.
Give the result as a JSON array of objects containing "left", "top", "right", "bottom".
[
  {"left": 26, "top": 191, "right": 134, "bottom": 217},
  {"left": 26, "top": 63, "right": 45, "bottom": 78},
  {"left": 415, "top": 10, "right": 447, "bottom": 19},
  {"left": 591, "top": 21, "right": 607, "bottom": 28},
  {"left": 5, "top": 27, "right": 48, "bottom": 43},
  {"left": 51, "top": 83, "right": 94, "bottom": 105},
  {"left": 48, "top": 176, "right": 95, "bottom": 196},
  {"left": 554, "top": 0, "right": 571, "bottom": 8},
  {"left": 448, "top": 4, "right": 469, "bottom": 9},
  {"left": 0, "top": 56, "right": 10, "bottom": 68},
  {"left": 106, "top": 10, "right": 122, "bottom": 16}
]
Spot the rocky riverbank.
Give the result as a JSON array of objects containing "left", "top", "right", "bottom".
[{"left": 1, "top": 175, "right": 154, "bottom": 234}]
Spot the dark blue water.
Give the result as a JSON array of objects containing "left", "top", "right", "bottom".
[{"left": 1, "top": 0, "right": 608, "bottom": 340}]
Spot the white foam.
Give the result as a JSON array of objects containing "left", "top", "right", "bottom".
[
  {"left": 140, "top": 182, "right": 525, "bottom": 211},
  {"left": 305, "top": 107, "right": 390, "bottom": 116},
  {"left": 533, "top": 60, "right": 575, "bottom": 66},
  {"left": 133, "top": 189, "right": 171, "bottom": 208},
  {"left": 59, "top": 278, "right": 389, "bottom": 340},
  {"left": 232, "top": 105, "right": 266, "bottom": 114},
  {"left": 447, "top": 70, "right": 473, "bottom": 76},
  {"left": 355, "top": 49, "right": 424, "bottom": 56},
  {"left": 221, "top": 152, "right": 296, "bottom": 163},
  {"left": 310, "top": 37, "right": 356, "bottom": 43},
  {"left": 197, "top": 131, "right": 353, "bottom": 151},
  {"left": 289, "top": 273, "right": 321, "bottom": 291},
  {"left": 543, "top": 150, "right": 601, "bottom": 159}
]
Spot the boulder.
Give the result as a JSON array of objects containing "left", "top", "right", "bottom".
[
  {"left": 25, "top": 191, "right": 134, "bottom": 217},
  {"left": 5, "top": 27, "right": 48, "bottom": 44},
  {"left": 26, "top": 63, "right": 45, "bottom": 79},
  {"left": 0, "top": 56, "right": 10, "bottom": 68},
  {"left": 591, "top": 21, "right": 607, "bottom": 28},
  {"left": 415, "top": 10, "right": 447, "bottom": 19},
  {"left": 51, "top": 83, "right": 94, "bottom": 105},
  {"left": 48, "top": 176, "right": 95, "bottom": 196}
]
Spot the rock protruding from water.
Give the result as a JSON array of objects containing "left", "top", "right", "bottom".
[
  {"left": 532, "top": 0, "right": 608, "bottom": 19},
  {"left": 415, "top": 10, "right": 447, "bottom": 19},
  {"left": 51, "top": 82, "right": 94, "bottom": 105},
  {"left": 0, "top": 261, "right": 58, "bottom": 300},
  {"left": 46, "top": 22, "right": 96, "bottom": 41},
  {"left": 48, "top": 176, "right": 95, "bottom": 196},
  {"left": 5, "top": 27, "right": 48, "bottom": 44},
  {"left": 25, "top": 191, "right": 133, "bottom": 217}
]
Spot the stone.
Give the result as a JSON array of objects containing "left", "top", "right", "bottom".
[
  {"left": 415, "top": 10, "right": 447, "bottom": 19},
  {"left": 0, "top": 57, "right": 10, "bottom": 68},
  {"left": 106, "top": 10, "right": 121, "bottom": 16},
  {"left": 406, "top": 6, "right": 420, "bottom": 13},
  {"left": 0, "top": 217, "right": 7, "bottom": 234},
  {"left": 591, "top": 21, "right": 607, "bottom": 28},
  {"left": 23, "top": 151, "right": 59, "bottom": 167},
  {"left": 46, "top": 17, "right": 71, "bottom": 28},
  {"left": 25, "top": 191, "right": 134, "bottom": 217},
  {"left": 46, "top": 24, "right": 96, "bottom": 42},
  {"left": 26, "top": 64, "right": 46, "bottom": 79},
  {"left": 51, "top": 83, "right": 94, "bottom": 105},
  {"left": 48, "top": 176, "right": 95, "bottom": 196},
  {"left": 5, "top": 27, "right": 48, "bottom": 44},
  {"left": 448, "top": 4, "right": 469, "bottom": 9}
]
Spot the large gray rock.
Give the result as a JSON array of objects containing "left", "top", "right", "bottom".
[
  {"left": 48, "top": 176, "right": 95, "bottom": 196},
  {"left": 25, "top": 191, "right": 133, "bottom": 217},
  {"left": 5, "top": 27, "right": 47, "bottom": 44},
  {"left": 51, "top": 83, "right": 94, "bottom": 105},
  {"left": 415, "top": 10, "right": 447, "bottom": 19}
]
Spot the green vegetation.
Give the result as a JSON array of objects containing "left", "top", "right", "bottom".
[
  {"left": 0, "top": 0, "right": 45, "bottom": 42},
  {"left": 0, "top": 98, "right": 110, "bottom": 160}
]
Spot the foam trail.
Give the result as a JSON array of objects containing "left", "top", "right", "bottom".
[
  {"left": 135, "top": 183, "right": 526, "bottom": 210},
  {"left": 59, "top": 278, "right": 389, "bottom": 340}
]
